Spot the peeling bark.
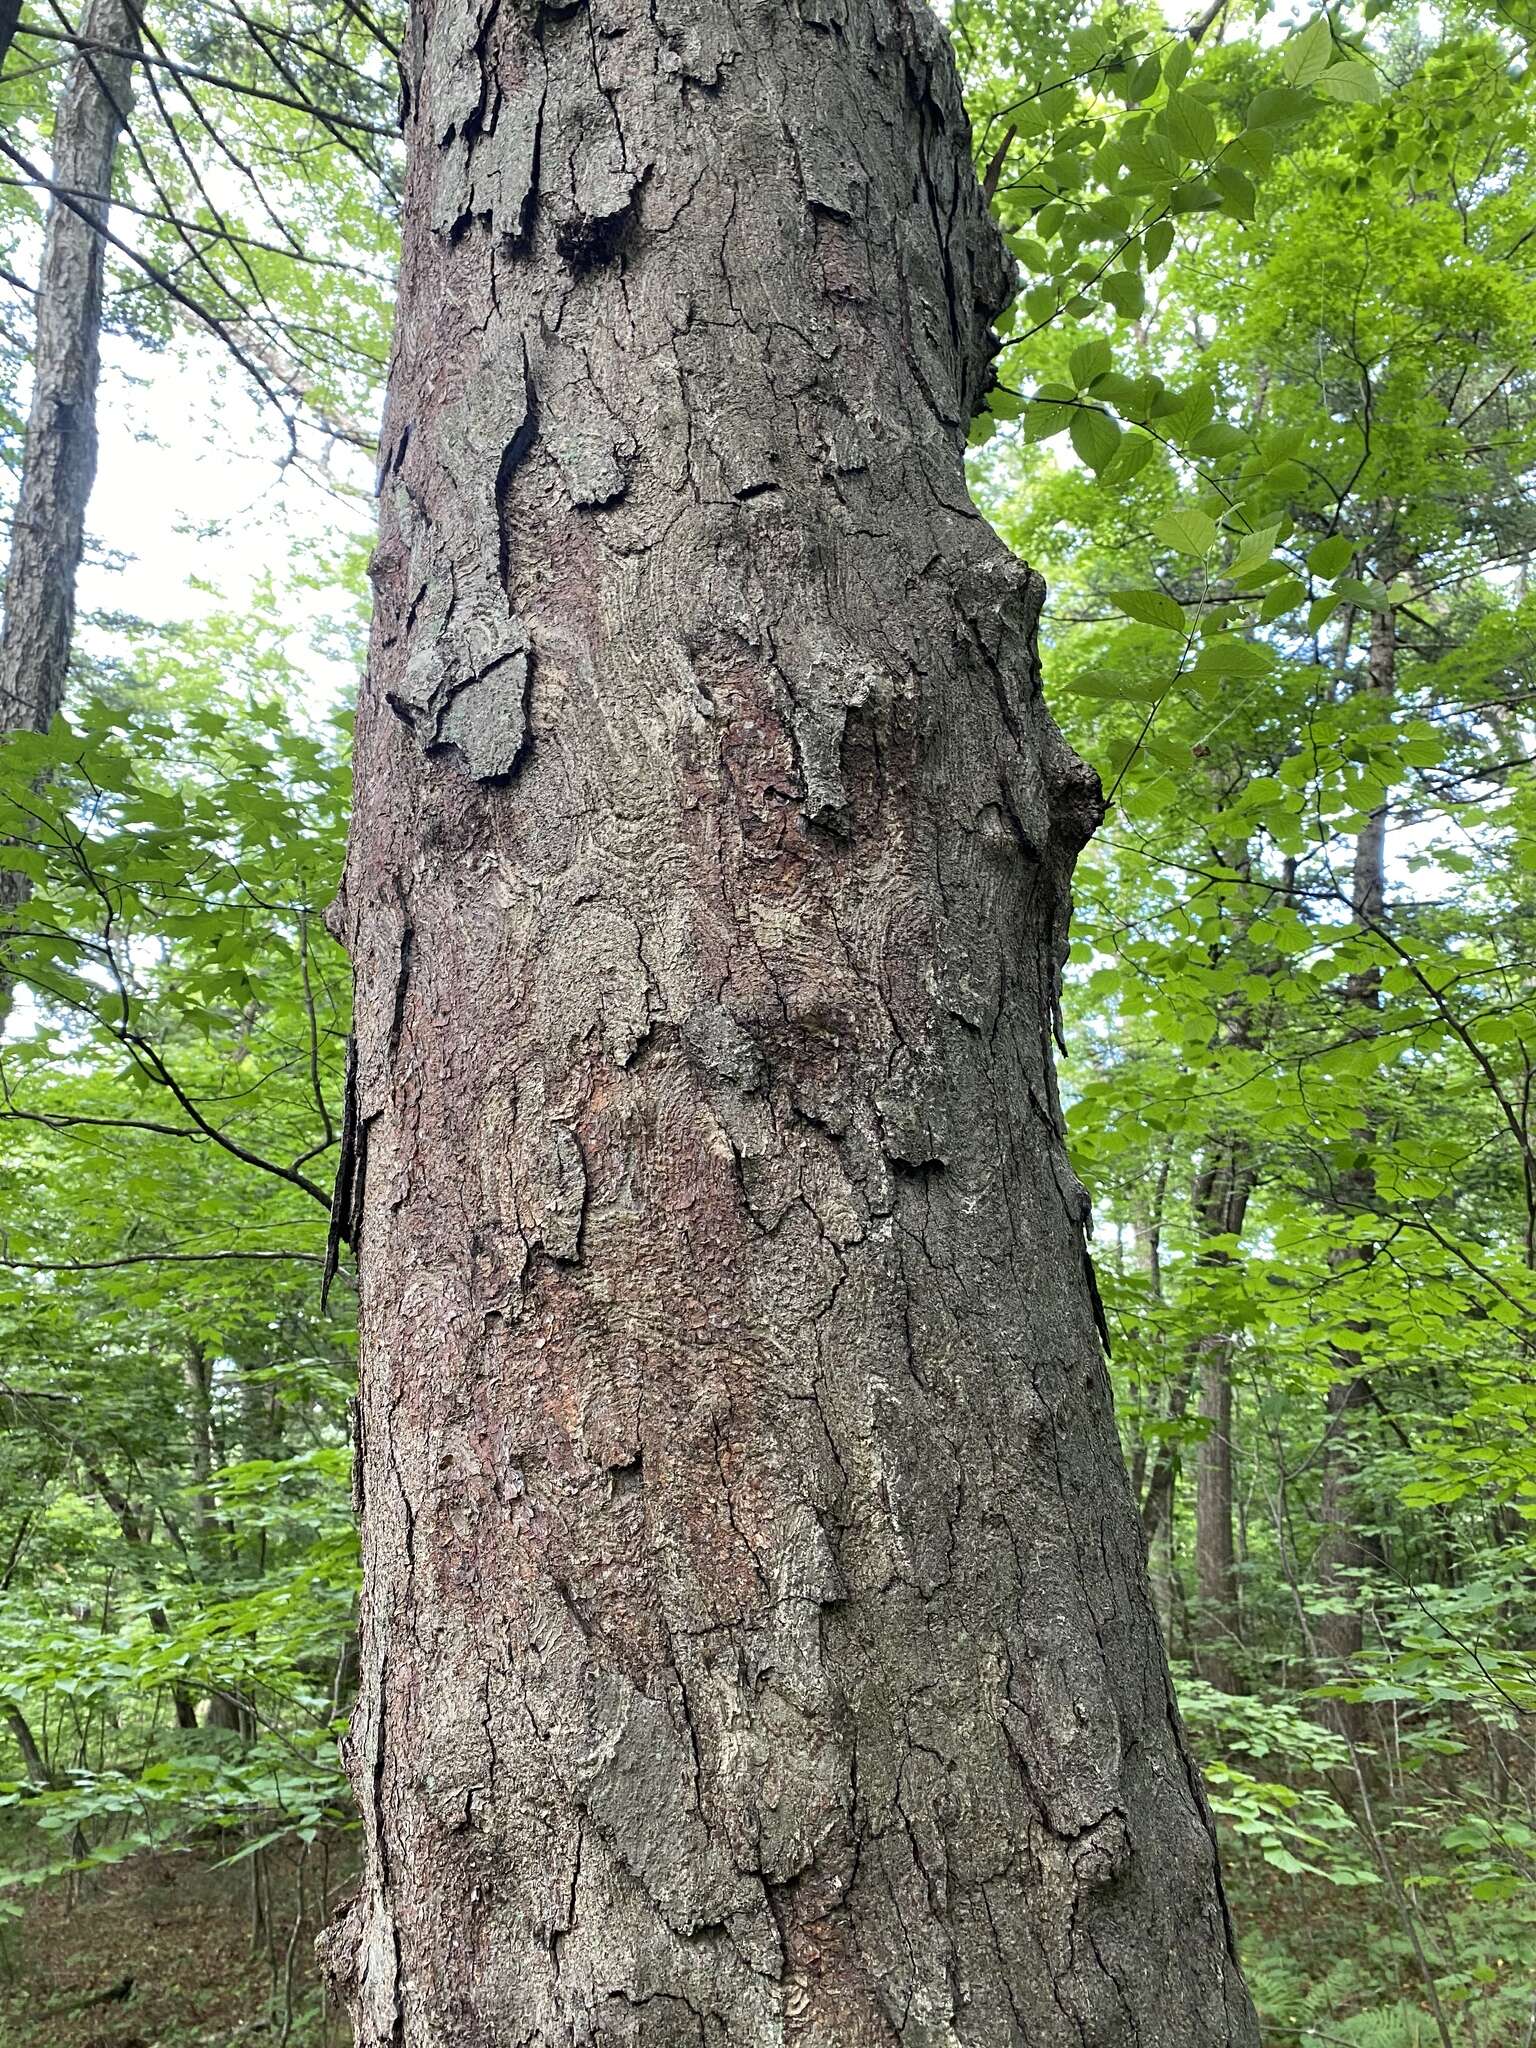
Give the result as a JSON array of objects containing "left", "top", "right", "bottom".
[{"left": 327, "top": 0, "right": 1259, "bottom": 2040}]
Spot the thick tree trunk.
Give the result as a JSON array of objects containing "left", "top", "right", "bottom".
[
  {"left": 325, "top": 1, "right": 1258, "bottom": 2041},
  {"left": 0, "top": 0, "right": 136, "bottom": 738}
]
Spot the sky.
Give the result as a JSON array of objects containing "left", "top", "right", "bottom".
[{"left": 80, "top": 325, "right": 376, "bottom": 705}]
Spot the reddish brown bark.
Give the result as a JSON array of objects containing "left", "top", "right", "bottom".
[{"left": 324, "top": 0, "right": 1260, "bottom": 2039}]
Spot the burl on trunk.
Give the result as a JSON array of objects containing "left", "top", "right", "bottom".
[{"left": 324, "top": 0, "right": 1258, "bottom": 2041}]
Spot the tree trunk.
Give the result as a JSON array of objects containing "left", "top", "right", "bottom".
[
  {"left": 1193, "top": 1339, "right": 1240, "bottom": 1695},
  {"left": 1141, "top": 1147, "right": 1253, "bottom": 1577},
  {"left": 0, "top": 0, "right": 137, "bottom": 739},
  {"left": 1314, "top": 605, "right": 1394, "bottom": 1697},
  {"left": 325, "top": 1, "right": 1258, "bottom": 2041},
  {"left": 0, "top": 0, "right": 20, "bottom": 92},
  {"left": 0, "top": 0, "right": 137, "bottom": 1029},
  {"left": 1189, "top": 1143, "right": 1253, "bottom": 1698},
  {"left": 5, "top": 1701, "right": 50, "bottom": 1785}
]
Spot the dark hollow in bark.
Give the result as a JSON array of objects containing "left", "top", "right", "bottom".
[{"left": 326, "top": 0, "right": 1260, "bottom": 2040}]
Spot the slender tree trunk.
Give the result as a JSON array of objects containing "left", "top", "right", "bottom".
[
  {"left": 5, "top": 1701, "right": 50, "bottom": 1784},
  {"left": 180, "top": 1342, "right": 246, "bottom": 1735},
  {"left": 324, "top": 1, "right": 1258, "bottom": 2041},
  {"left": 1190, "top": 1144, "right": 1253, "bottom": 1697},
  {"left": 182, "top": 1341, "right": 217, "bottom": 1545},
  {"left": 1194, "top": 1338, "right": 1241, "bottom": 1694},
  {"left": 1314, "top": 606, "right": 1394, "bottom": 1702},
  {"left": 77, "top": 1448, "right": 199, "bottom": 1730},
  {"left": 0, "top": 0, "right": 137, "bottom": 738},
  {"left": 0, "top": 0, "right": 138, "bottom": 1030},
  {"left": 1142, "top": 1147, "right": 1253, "bottom": 1577}
]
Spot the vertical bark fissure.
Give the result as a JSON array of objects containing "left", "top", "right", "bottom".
[{"left": 327, "top": 0, "right": 1260, "bottom": 2040}]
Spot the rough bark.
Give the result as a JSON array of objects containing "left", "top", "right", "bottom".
[
  {"left": 0, "top": 0, "right": 136, "bottom": 738},
  {"left": 326, "top": 0, "right": 1259, "bottom": 2041}
]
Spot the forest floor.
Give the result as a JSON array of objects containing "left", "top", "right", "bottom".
[{"left": 0, "top": 1840, "right": 352, "bottom": 2048}]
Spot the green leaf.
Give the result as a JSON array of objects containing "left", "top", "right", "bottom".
[
  {"left": 1164, "top": 91, "right": 1218, "bottom": 162},
  {"left": 1189, "top": 421, "right": 1247, "bottom": 457},
  {"left": 1334, "top": 574, "right": 1389, "bottom": 611},
  {"left": 1314, "top": 59, "right": 1383, "bottom": 103},
  {"left": 1282, "top": 15, "right": 1335, "bottom": 89},
  {"left": 1308, "top": 535, "right": 1354, "bottom": 578},
  {"left": 1191, "top": 635, "right": 1271, "bottom": 678},
  {"left": 1260, "top": 576, "right": 1308, "bottom": 622},
  {"left": 1070, "top": 407, "right": 1123, "bottom": 474},
  {"left": 1069, "top": 337, "right": 1113, "bottom": 390},
  {"left": 1102, "top": 269, "right": 1146, "bottom": 318},
  {"left": 1024, "top": 400, "right": 1073, "bottom": 441},
  {"left": 1006, "top": 234, "right": 1051, "bottom": 271},
  {"left": 1230, "top": 523, "right": 1281, "bottom": 579},
  {"left": 1143, "top": 220, "right": 1175, "bottom": 271},
  {"left": 1111, "top": 589, "right": 1187, "bottom": 633},
  {"left": 1062, "top": 670, "right": 1161, "bottom": 703},
  {"left": 1246, "top": 86, "right": 1314, "bottom": 129},
  {"left": 1125, "top": 53, "right": 1161, "bottom": 103},
  {"left": 1212, "top": 165, "right": 1256, "bottom": 221},
  {"left": 1104, "top": 431, "right": 1156, "bottom": 485},
  {"left": 1153, "top": 506, "right": 1219, "bottom": 556}
]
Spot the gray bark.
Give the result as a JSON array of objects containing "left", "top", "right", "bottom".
[
  {"left": 324, "top": 0, "right": 1259, "bottom": 2041},
  {"left": 0, "top": 0, "right": 137, "bottom": 738}
]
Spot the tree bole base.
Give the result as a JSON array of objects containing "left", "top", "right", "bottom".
[{"left": 329, "top": 0, "right": 1259, "bottom": 2039}]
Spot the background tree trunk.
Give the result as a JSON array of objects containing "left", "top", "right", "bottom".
[
  {"left": 1194, "top": 1338, "right": 1241, "bottom": 1695},
  {"left": 0, "top": 0, "right": 20, "bottom": 92},
  {"left": 1191, "top": 1145, "right": 1253, "bottom": 1696},
  {"left": 325, "top": 0, "right": 1259, "bottom": 2040},
  {"left": 0, "top": 0, "right": 138, "bottom": 1034},
  {"left": 1315, "top": 606, "right": 1395, "bottom": 1706},
  {"left": 0, "top": 0, "right": 137, "bottom": 739}
]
